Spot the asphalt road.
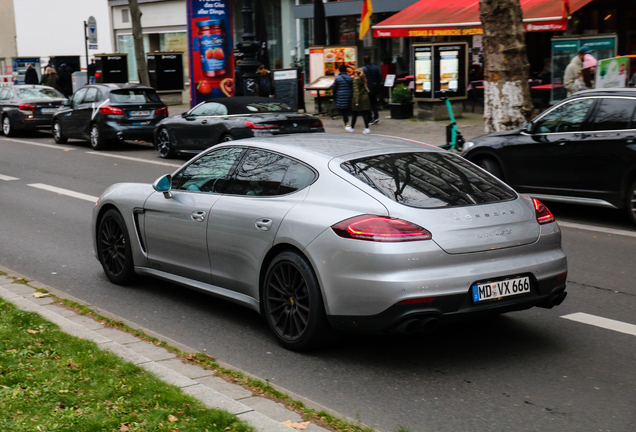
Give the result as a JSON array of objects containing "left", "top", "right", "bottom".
[{"left": 1, "top": 130, "right": 635, "bottom": 432}]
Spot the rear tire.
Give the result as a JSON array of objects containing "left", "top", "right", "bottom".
[
  {"left": 2, "top": 115, "right": 16, "bottom": 137},
  {"left": 476, "top": 157, "right": 503, "bottom": 180},
  {"left": 156, "top": 128, "right": 175, "bottom": 158},
  {"left": 52, "top": 120, "right": 68, "bottom": 144},
  {"left": 263, "top": 251, "right": 330, "bottom": 351},
  {"left": 220, "top": 133, "right": 234, "bottom": 143},
  {"left": 97, "top": 209, "right": 136, "bottom": 285},
  {"left": 627, "top": 179, "right": 636, "bottom": 226},
  {"left": 90, "top": 124, "right": 108, "bottom": 150}
]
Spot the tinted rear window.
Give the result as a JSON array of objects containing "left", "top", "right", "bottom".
[
  {"left": 110, "top": 89, "right": 161, "bottom": 103},
  {"left": 16, "top": 88, "right": 65, "bottom": 100},
  {"left": 229, "top": 102, "right": 292, "bottom": 114},
  {"left": 341, "top": 152, "right": 516, "bottom": 208}
]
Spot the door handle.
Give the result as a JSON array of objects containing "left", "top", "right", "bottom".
[
  {"left": 201, "top": 119, "right": 208, "bottom": 124},
  {"left": 255, "top": 218, "right": 273, "bottom": 231},
  {"left": 191, "top": 210, "right": 206, "bottom": 222},
  {"left": 624, "top": 136, "right": 635, "bottom": 144}
]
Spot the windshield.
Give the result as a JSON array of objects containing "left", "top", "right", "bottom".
[
  {"left": 341, "top": 152, "right": 516, "bottom": 209},
  {"left": 16, "top": 88, "right": 65, "bottom": 100},
  {"left": 110, "top": 89, "right": 161, "bottom": 103}
]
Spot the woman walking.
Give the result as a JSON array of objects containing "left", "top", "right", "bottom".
[
  {"left": 332, "top": 64, "right": 353, "bottom": 127},
  {"left": 345, "top": 68, "right": 371, "bottom": 134}
]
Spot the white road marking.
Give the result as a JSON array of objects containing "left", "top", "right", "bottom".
[
  {"left": 28, "top": 183, "right": 98, "bottom": 203},
  {"left": 557, "top": 221, "right": 636, "bottom": 239},
  {"left": 0, "top": 137, "right": 75, "bottom": 150},
  {"left": 561, "top": 312, "right": 636, "bottom": 337},
  {"left": 0, "top": 174, "right": 19, "bottom": 181},
  {"left": 85, "top": 151, "right": 181, "bottom": 167}
]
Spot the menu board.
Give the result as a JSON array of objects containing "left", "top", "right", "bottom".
[
  {"left": 305, "top": 76, "right": 336, "bottom": 90},
  {"left": 309, "top": 48, "right": 325, "bottom": 84},
  {"left": 324, "top": 47, "right": 356, "bottom": 76},
  {"left": 273, "top": 69, "right": 298, "bottom": 111},
  {"left": 414, "top": 46, "right": 432, "bottom": 98}
]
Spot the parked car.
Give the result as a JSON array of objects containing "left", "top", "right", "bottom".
[
  {"left": 462, "top": 88, "right": 636, "bottom": 225},
  {"left": 92, "top": 134, "right": 567, "bottom": 350},
  {"left": 52, "top": 84, "right": 168, "bottom": 150},
  {"left": 153, "top": 96, "right": 324, "bottom": 159},
  {"left": 0, "top": 85, "right": 66, "bottom": 136}
]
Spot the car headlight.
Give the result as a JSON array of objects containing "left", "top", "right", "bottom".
[{"left": 462, "top": 141, "right": 475, "bottom": 153}]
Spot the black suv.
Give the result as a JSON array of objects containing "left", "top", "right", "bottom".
[
  {"left": 462, "top": 88, "right": 636, "bottom": 225},
  {"left": 52, "top": 84, "right": 168, "bottom": 150}
]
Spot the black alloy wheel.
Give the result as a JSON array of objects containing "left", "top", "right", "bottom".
[
  {"left": 476, "top": 157, "right": 503, "bottom": 180},
  {"left": 156, "top": 128, "right": 175, "bottom": 158},
  {"left": 2, "top": 116, "right": 15, "bottom": 137},
  {"left": 220, "top": 133, "right": 234, "bottom": 143},
  {"left": 90, "top": 124, "right": 108, "bottom": 150},
  {"left": 627, "top": 180, "right": 636, "bottom": 226},
  {"left": 53, "top": 120, "right": 68, "bottom": 144},
  {"left": 263, "top": 251, "right": 330, "bottom": 351},
  {"left": 97, "top": 209, "right": 135, "bottom": 285}
]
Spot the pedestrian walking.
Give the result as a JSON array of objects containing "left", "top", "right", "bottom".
[
  {"left": 234, "top": 60, "right": 244, "bottom": 96},
  {"left": 581, "top": 54, "right": 597, "bottom": 90},
  {"left": 43, "top": 67, "right": 60, "bottom": 91},
  {"left": 40, "top": 67, "right": 51, "bottom": 85},
  {"left": 362, "top": 55, "right": 382, "bottom": 124},
  {"left": 256, "top": 65, "right": 273, "bottom": 97},
  {"left": 346, "top": 68, "right": 371, "bottom": 134},
  {"left": 332, "top": 64, "right": 353, "bottom": 127},
  {"left": 57, "top": 64, "right": 73, "bottom": 98},
  {"left": 564, "top": 45, "right": 592, "bottom": 97},
  {"left": 87, "top": 58, "right": 96, "bottom": 84},
  {"left": 24, "top": 64, "right": 39, "bottom": 84}
]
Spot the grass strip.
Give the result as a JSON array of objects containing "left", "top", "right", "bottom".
[{"left": 0, "top": 296, "right": 253, "bottom": 432}]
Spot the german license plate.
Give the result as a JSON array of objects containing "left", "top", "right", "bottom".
[
  {"left": 41, "top": 108, "right": 57, "bottom": 113},
  {"left": 472, "top": 276, "right": 530, "bottom": 302},
  {"left": 130, "top": 110, "right": 151, "bottom": 117}
]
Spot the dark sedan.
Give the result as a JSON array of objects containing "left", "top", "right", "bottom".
[
  {"left": 0, "top": 85, "right": 66, "bottom": 136},
  {"left": 462, "top": 88, "right": 636, "bottom": 225},
  {"left": 52, "top": 84, "right": 168, "bottom": 150},
  {"left": 153, "top": 97, "right": 324, "bottom": 158}
]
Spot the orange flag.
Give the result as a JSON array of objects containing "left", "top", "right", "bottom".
[{"left": 359, "top": 0, "right": 373, "bottom": 40}]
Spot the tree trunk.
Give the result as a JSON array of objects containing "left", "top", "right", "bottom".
[
  {"left": 479, "top": 0, "right": 533, "bottom": 132},
  {"left": 129, "top": 0, "right": 150, "bottom": 85}
]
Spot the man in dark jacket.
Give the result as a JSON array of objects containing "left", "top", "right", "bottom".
[
  {"left": 362, "top": 55, "right": 382, "bottom": 124},
  {"left": 332, "top": 64, "right": 353, "bottom": 127},
  {"left": 24, "top": 64, "right": 39, "bottom": 84},
  {"left": 57, "top": 64, "right": 73, "bottom": 98}
]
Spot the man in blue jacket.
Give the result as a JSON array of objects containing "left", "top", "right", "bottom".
[
  {"left": 362, "top": 55, "right": 382, "bottom": 124},
  {"left": 332, "top": 64, "right": 353, "bottom": 127}
]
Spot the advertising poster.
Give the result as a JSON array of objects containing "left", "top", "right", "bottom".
[
  {"left": 596, "top": 56, "right": 629, "bottom": 89},
  {"left": 323, "top": 47, "right": 356, "bottom": 76},
  {"left": 414, "top": 46, "right": 432, "bottom": 97},
  {"left": 186, "top": 0, "right": 234, "bottom": 106},
  {"left": 439, "top": 48, "right": 459, "bottom": 92}
]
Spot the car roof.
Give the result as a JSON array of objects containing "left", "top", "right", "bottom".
[
  {"left": 88, "top": 83, "right": 155, "bottom": 91},
  {"left": 204, "top": 96, "right": 284, "bottom": 107},
  {"left": 223, "top": 134, "right": 441, "bottom": 160},
  {"left": 570, "top": 88, "right": 636, "bottom": 98}
]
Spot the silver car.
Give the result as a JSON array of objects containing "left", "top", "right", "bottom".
[{"left": 92, "top": 134, "right": 568, "bottom": 350}]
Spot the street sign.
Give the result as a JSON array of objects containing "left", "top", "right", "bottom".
[
  {"left": 89, "top": 45, "right": 98, "bottom": 50},
  {"left": 87, "top": 16, "right": 97, "bottom": 44}
]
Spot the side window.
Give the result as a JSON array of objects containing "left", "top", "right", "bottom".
[
  {"left": 590, "top": 98, "right": 636, "bottom": 131},
  {"left": 71, "top": 88, "right": 88, "bottom": 106},
  {"left": 278, "top": 161, "right": 316, "bottom": 195},
  {"left": 83, "top": 87, "right": 99, "bottom": 103},
  {"left": 0, "top": 88, "right": 10, "bottom": 100},
  {"left": 534, "top": 98, "right": 595, "bottom": 133},
  {"left": 189, "top": 102, "right": 224, "bottom": 117},
  {"left": 171, "top": 147, "right": 244, "bottom": 193},
  {"left": 228, "top": 149, "right": 293, "bottom": 196}
]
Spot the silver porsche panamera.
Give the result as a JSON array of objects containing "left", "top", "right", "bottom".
[{"left": 92, "top": 134, "right": 568, "bottom": 350}]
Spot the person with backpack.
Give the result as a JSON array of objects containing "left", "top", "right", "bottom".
[
  {"left": 332, "top": 64, "right": 353, "bottom": 128},
  {"left": 257, "top": 66, "right": 273, "bottom": 97},
  {"left": 346, "top": 68, "right": 371, "bottom": 134},
  {"left": 362, "top": 55, "right": 382, "bottom": 124}
]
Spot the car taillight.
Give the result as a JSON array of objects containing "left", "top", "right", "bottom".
[
  {"left": 100, "top": 105, "right": 124, "bottom": 115},
  {"left": 244, "top": 121, "right": 279, "bottom": 130},
  {"left": 309, "top": 120, "right": 323, "bottom": 128},
  {"left": 18, "top": 103, "right": 37, "bottom": 111},
  {"left": 398, "top": 297, "right": 435, "bottom": 305},
  {"left": 533, "top": 198, "right": 555, "bottom": 225},
  {"left": 155, "top": 106, "right": 169, "bottom": 115},
  {"left": 331, "top": 215, "right": 432, "bottom": 242}
]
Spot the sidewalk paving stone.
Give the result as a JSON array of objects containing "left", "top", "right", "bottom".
[
  {"left": 100, "top": 341, "right": 153, "bottom": 365},
  {"left": 238, "top": 410, "right": 303, "bottom": 432},
  {"left": 125, "top": 340, "right": 177, "bottom": 361},
  {"left": 93, "top": 326, "right": 142, "bottom": 344},
  {"left": 140, "top": 361, "right": 199, "bottom": 388},
  {"left": 68, "top": 314, "right": 113, "bottom": 330},
  {"left": 2, "top": 284, "right": 36, "bottom": 295},
  {"left": 157, "top": 358, "right": 216, "bottom": 379},
  {"left": 182, "top": 383, "right": 254, "bottom": 415},
  {"left": 0, "top": 286, "right": 19, "bottom": 299},
  {"left": 41, "top": 303, "right": 79, "bottom": 317},
  {"left": 196, "top": 375, "right": 253, "bottom": 400}
]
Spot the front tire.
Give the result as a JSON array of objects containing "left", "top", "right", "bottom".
[
  {"left": 90, "top": 124, "right": 108, "bottom": 150},
  {"left": 220, "top": 133, "right": 234, "bottom": 143},
  {"left": 97, "top": 209, "right": 136, "bottom": 285},
  {"left": 476, "top": 157, "right": 503, "bottom": 180},
  {"left": 627, "top": 179, "right": 636, "bottom": 226},
  {"left": 2, "top": 115, "right": 16, "bottom": 137},
  {"left": 53, "top": 120, "right": 68, "bottom": 144},
  {"left": 156, "top": 128, "right": 176, "bottom": 158},
  {"left": 263, "top": 251, "right": 330, "bottom": 351}
]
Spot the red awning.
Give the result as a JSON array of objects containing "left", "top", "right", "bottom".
[{"left": 373, "top": 0, "right": 594, "bottom": 38}]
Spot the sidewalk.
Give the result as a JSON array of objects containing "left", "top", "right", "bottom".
[{"left": 0, "top": 265, "right": 354, "bottom": 432}]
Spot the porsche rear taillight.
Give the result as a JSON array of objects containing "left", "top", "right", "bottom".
[
  {"left": 533, "top": 198, "right": 555, "bottom": 225},
  {"left": 244, "top": 121, "right": 279, "bottom": 130},
  {"left": 331, "top": 215, "right": 432, "bottom": 242}
]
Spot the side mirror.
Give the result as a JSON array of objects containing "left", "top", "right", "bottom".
[
  {"left": 153, "top": 174, "right": 173, "bottom": 199},
  {"left": 181, "top": 111, "right": 189, "bottom": 118},
  {"left": 526, "top": 122, "right": 535, "bottom": 134},
  {"left": 61, "top": 100, "right": 70, "bottom": 106}
]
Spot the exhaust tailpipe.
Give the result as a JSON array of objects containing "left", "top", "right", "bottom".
[
  {"left": 539, "top": 291, "right": 567, "bottom": 309},
  {"left": 394, "top": 318, "right": 423, "bottom": 334},
  {"left": 420, "top": 317, "right": 440, "bottom": 333}
]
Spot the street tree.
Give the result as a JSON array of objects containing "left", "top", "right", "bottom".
[
  {"left": 479, "top": 0, "right": 533, "bottom": 132},
  {"left": 128, "top": 0, "right": 150, "bottom": 85}
]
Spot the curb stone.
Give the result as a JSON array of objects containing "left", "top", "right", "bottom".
[{"left": 0, "top": 267, "right": 360, "bottom": 432}]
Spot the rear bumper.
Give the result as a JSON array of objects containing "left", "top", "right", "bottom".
[
  {"left": 11, "top": 114, "right": 54, "bottom": 130},
  {"left": 101, "top": 117, "right": 167, "bottom": 142}
]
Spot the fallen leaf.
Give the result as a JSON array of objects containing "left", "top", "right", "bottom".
[
  {"left": 33, "top": 292, "right": 50, "bottom": 298},
  {"left": 27, "top": 329, "right": 39, "bottom": 334},
  {"left": 168, "top": 414, "right": 179, "bottom": 422},
  {"left": 119, "top": 423, "right": 130, "bottom": 432},
  {"left": 282, "top": 420, "right": 310, "bottom": 430}
]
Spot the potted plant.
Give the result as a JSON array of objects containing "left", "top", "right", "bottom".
[{"left": 389, "top": 83, "right": 414, "bottom": 119}]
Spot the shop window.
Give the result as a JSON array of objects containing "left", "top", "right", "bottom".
[{"left": 122, "top": 8, "right": 129, "bottom": 24}]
